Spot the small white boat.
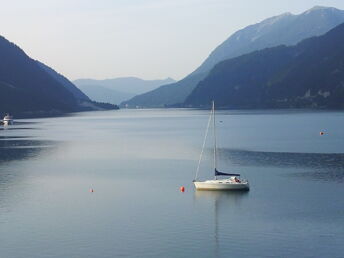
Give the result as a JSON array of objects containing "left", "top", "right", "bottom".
[
  {"left": 193, "top": 102, "right": 249, "bottom": 191},
  {"left": 3, "top": 114, "right": 13, "bottom": 126}
]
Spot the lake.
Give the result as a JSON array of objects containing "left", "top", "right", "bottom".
[{"left": 0, "top": 109, "right": 344, "bottom": 258}]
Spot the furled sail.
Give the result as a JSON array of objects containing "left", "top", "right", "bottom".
[{"left": 215, "top": 169, "right": 240, "bottom": 177}]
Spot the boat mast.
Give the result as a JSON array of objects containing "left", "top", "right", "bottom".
[
  {"left": 194, "top": 105, "right": 213, "bottom": 182},
  {"left": 213, "top": 101, "right": 218, "bottom": 180}
]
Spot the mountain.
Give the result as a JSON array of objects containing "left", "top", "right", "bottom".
[
  {"left": 76, "top": 84, "right": 135, "bottom": 105},
  {"left": 192, "top": 6, "right": 344, "bottom": 76},
  {"left": 0, "top": 36, "right": 117, "bottom": 117},
  {"left": 0, "top": 35, "right": 78, "bottom": 116},
  {"left": 36, "top": 62, "right": 119, "bottom": 111},
  {"left": 37, "top": 61, "right": 90, "bottom": 101},
  {"left": 121, "top": 73, "right": 202, "bottom": 107},
  {"left": 184, "top": 22, "right": 344, "bottom": 109},
  {"left": 123, "top": 6, "right": 344, "bottom": 108},
  {"left": 74, "top": 77, "right": 175, "bottom": 104}
]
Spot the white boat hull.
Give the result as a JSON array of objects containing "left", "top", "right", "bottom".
[
  {"left": 3, "top": 120, "right": 13, "bottom": 126},
  {"left": 3, "top": 116, "right": 13, "bottom": 126},
  {"left": 194, "top": 179, "right": 249, "bottom": 191}
]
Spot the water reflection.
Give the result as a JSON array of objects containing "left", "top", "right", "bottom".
[
  {"left": 219, "top": 148, "right": 344, "bottom": 169},
  {"left": 219, "top": 148, "right": 344, "bottom": 183},
  {"left": 194, "top": 191, "right": 249, "bottom": 258},
  {"left": 0, "top": 136, "right": 30, "bottom": 139},
  {"left": 290, "top": 169, "right": 344, "bottom": 183},
  {"left": 0, "top": 135, "right": 58, "bottom": 166},
  {"left": 194, "top": 190, "right": 249, "bottom": 203},
  {"left": 0, "top": 139, "right": 56, "bottom": 148},
  {"left": 0, "top": 134, "right": 58, "bottom": 186},
  {"left": 0, "top": 145, "right": 47, "bottom": 163},
  {"left": 1, "top": 110, "right": 344, "bottom": 258},
  {"left": 0, "top": 127, "right": 38, "bottom": 131},
  {"left": 0, "top": 134, "right": 59, "bottom": 214},
  {"left": 0, "top": 138, "right": 57, "bottom": 162}
]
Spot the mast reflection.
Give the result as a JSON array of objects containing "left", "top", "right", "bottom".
[{"left": 194, "top": 191, "right": 249, "bottom": 257}]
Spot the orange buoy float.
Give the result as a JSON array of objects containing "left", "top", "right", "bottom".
[
  {"left": 180, "top": 186, "right": 185, "bottom": 192},
  {"left": 320, "top": 131, "right": 324, "bottom": 136}
]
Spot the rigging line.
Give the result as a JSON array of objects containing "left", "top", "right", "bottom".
[
  {"left": 213, "top": 101, "right": 217, "bottom": 179},
  {"left": 194, "top": 107, "right": 213, "bottom": 181}
]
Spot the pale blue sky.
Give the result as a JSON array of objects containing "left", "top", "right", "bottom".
[{"left": 1, "top": 0, "right": 344, "bottom": 80}]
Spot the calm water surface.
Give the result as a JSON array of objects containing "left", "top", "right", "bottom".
[{"left": 0, "top": 109, "right": 344, "bottom": 258}]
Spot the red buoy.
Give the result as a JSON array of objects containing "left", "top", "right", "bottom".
[{"left": 180, "top": 186, "right": 185, "bottom": 192}]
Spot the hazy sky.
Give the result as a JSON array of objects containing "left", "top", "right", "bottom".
[{"left": 1, "top": 0, "right": 344, "bottom": 81}]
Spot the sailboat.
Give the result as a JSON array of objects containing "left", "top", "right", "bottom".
[{"left": 193, "top": 101, "right": 249, "bottom": 191}]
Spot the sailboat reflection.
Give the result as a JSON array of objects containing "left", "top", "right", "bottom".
[{"left": 194, "top": 191, "right": 249, "bottom": 257}]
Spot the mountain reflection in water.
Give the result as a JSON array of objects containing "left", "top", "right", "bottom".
[
  {"left": 219, "top": 148, "right": 344, "bottom": 183},
  {"left": 0, "top": 137, "right": 57, "bottom": 163}
]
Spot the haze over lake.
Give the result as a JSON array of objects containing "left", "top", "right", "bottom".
[{"left": 0, "top": 109, "right": 344, "bottom": 258}]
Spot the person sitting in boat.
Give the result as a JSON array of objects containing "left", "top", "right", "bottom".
[{"left": 234, "top": 177, "right": 241, "bottom": 183}]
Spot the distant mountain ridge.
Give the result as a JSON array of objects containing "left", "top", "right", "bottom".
[
  {"left": 184, "top": 22, "right": 344, "bottom": 109},
  {"left": 74, "top": 77, "right": 175, "bottom": 104},
  {"left": 123, "top": 6, "right": 344, "bottom": 107},
  {"left": 75, "top": 84, "right": 135, "bottom": 105}
]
